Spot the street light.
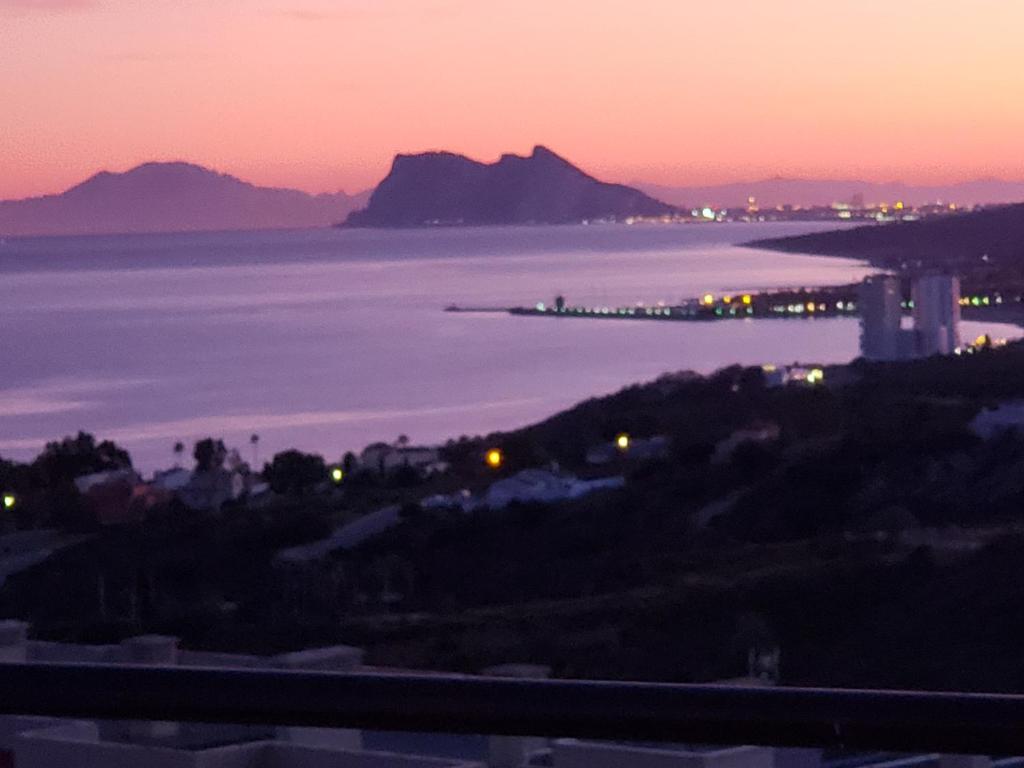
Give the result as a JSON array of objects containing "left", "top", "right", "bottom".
[
  {"left": 485, "top": 449, "right": 504, "bottom": 470},
  {"left": 2, "top": 494, "right": 15, "bottom": 510},
  {"left": 330, "top": 467, "right": 344, "bottom": 484},
  {"left": 616, "top": 433, "right": 630, "bottom": 451}
]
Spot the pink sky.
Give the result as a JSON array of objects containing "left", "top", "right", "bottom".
[{"left": 2, "top": 0, "right": 1024, "bottom": 199}]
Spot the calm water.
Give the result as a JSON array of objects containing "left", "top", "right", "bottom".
[{"left": 1, "top": 224, "right": 1019, "bottom": 471}]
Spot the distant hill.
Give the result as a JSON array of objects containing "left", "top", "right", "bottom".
[
  {"left": 638, "top": 178, "right": 1024, "bottom": 209},
  {"left": 747, "top": 203, "right": 1024, "bottom": 269},
  {"left": 343, "top": 145, "right": 678, "bottom": 227},
  {"left": 0, "top": 163, "right": 370, "bottom": 236}
]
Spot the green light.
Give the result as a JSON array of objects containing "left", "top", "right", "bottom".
[
  {"left": 2, "top": 494, "right": 15, "bottom": 510},
  {"left": 972, "top": 296, "right": 980, "bottom": 306}
]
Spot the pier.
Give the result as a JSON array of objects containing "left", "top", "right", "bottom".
[{"left": 446, "top": 285, "right": 863, "bottom": 323}]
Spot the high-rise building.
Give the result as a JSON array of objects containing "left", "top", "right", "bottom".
[
  {"left": 912, "top": 275, "right": 961, "bottom": 356},
  {"left": 858, "top": 275, "right": 902, "bottom": 360}
]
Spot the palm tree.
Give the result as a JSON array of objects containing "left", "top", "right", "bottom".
[{"left": 173, "top": 441, "right": 184, "bottom": 468}]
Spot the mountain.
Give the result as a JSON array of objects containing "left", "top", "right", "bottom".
[
  {"left": 0, "top": 163, "right": 370, "bottom": 236},
  {"left": 342, "top": 145, "right": 678, "bottom": 227},
  {"left": 747, "top": 203, "right": 1024, "bottom": 269},
  {"left": 638, "top": 178, "right": 1024, "bottom": 209}
]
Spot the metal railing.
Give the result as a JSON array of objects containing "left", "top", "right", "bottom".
[{"left": 1, "top": 663, "right": 1023, "bottom": 755}]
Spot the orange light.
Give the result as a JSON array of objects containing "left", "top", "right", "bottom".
[{"left": 485, "top": 449, "right": 503, "bottom": 469}]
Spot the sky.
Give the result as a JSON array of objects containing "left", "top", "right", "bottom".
[{"left": 2, "top": 0, "right": 1024, "bottom": 199}]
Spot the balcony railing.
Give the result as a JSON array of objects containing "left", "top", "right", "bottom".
[{"left": 1, "top": 663, "right": 1023, "bottom": 755}]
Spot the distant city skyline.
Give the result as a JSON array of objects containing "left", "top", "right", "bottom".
[{"left": 3, "top": 0, "right": 1024, "bottom": 198}]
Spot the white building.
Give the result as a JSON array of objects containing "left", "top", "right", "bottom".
[
  {"left": 359, "top": 445, "right": 446, "bottom": 475},
  {"left": 482, "top": 469, "right": 624, "bottom": 511},
  {"left": 858, "top": 275, "right": 902, "bottom": 361},
  {"left": 912, "top": 275, "right": 961, "bottom": 356}
]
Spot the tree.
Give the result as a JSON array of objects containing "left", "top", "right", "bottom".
[
  {"left": 193, "top": 438, "right": 227, "bottom": 473},
  {"left": 250, "top": 434, "right": 260, "bottom": 467},
  {"left": 396, "top": 434, "right": 410, "bottom": 448},
  {"left": 173, "top": 442, "right": 184, "bottom": 467},
  {"left": 262, "top": 450, "right": 327, "bottom": 495},
  {"left": 33, "top": 431, "right": 132, "bottom": 486},
  {"left": 342, "top": 451, "right": 358, "bottom": 475}
]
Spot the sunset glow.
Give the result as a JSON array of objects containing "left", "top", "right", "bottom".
[{"left": 2, "top": 0, "right": 1024, "bottom": 199}]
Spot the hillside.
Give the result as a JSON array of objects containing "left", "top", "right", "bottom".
[
  {"left": 343, "top": 145, "right": 677, "bottom": 227},
  {"left": 747, "top": 203, "right": 1024, "bottom": 270},
  {"left": 0, "top": 163, "right": 369, "bottom": 236},
  {"left": 11, "top": 345, "right": 1024, "bottom": 690}
]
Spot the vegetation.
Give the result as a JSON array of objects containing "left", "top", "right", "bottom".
[{"left": 7, "top": 345, "right": 1024, "bottom": 690}]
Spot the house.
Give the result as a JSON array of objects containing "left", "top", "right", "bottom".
[
  {"left": 72, "top": 469, "right": 140, "bottom": 495},
  {"left": 712, "top": 421, "right": 781, "bottom": 464},
  {"left": 586, "top": 436, "right": 669, "bottom": 465},
  {"left": 971, "top": 401, "right": 1024, "bottom": 439},
  {"left": 359, "top": 444, "right": 446, "bottom": 475},
  {"left": 483, "top": 469, "right": 624, "bottom": 510},
  {"left": 761, "top": 364, "right": 825, "bottom": 388},
  {"left": 151, "top": 467, "right": 193, "bottom": 492},
  {"left": 177, "top": 469, "right": 245, "bottom": 512},
  {"left": 72, "top": 470, "right": 152, "bottom": 526}
]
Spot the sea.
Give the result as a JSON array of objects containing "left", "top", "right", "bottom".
[{"left": 2, "top": 223, "right": 1019, "bottom": 471}]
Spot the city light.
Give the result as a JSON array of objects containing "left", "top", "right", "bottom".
[
  {"left": 2, "top": 494, "right": 15, "bottom": 510},
  {"left": 702, "top": 294, "right": 714, "bottom": 306},
  {"left": 485, "top": 448, "right": 504, "bottom": 469},
  {"left": 330, "top": 467, "right": 344, "bottom": 484},
  {"left": 742, "top": 294, "right": 752, "bottom": 305},
  {"left": 616, "top": 433, "right": 630, "bottom": 451}
]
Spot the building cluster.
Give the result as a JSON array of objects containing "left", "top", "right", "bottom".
[
  {"left": 617, "top": 197, "right": 970, "bottom": 226},
  {"left": 859, "top": 274, "right": 962, "bottom": 361}
]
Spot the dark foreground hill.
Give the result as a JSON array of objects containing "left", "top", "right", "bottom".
[
  {"left": 0, "top": 162, "right": 368, "bottom": 236},
  {"left": 342, "top": 145, "right": 678, "bottom": 227},
  {"left": 748, "top": 203, "right": 1024, "bottom": 270}
]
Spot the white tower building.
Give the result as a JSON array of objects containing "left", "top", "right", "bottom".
[
  {"left": 858, "top": 275, "right": 903, "bottom": 360},
  {"left": 912, "top": 275, "right": 961, "bottom": 356}
]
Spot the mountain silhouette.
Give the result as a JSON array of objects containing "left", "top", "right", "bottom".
[
  {"left": 0, "top": 162, "right": 368, "bottom": 236},
  {"left": 343, "top": 146, "right": 677, "bottom": 227}
]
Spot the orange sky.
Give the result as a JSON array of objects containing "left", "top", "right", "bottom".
[{"left": 2, "top": 0, "right": 1024, "bottom": 199}]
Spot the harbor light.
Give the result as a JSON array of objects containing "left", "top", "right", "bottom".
[
  {"left": 742, "top": 294, "right": 752, "bottom": 305},
  {"left": 330, "top": 467, "right": 344, "bottom": 484},
  {"left": 2, "top": 494, "right": 15, "bottom": 510},
  {"left": 702, "top": 293, "right": 714, "bottom": 306},
  {"left": 615, "top": 433, "right": 630, "bottom": 451},
  {"left": 485, "top": 448, "right": 504, "bottom": 469}
]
